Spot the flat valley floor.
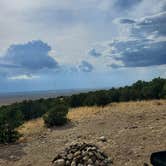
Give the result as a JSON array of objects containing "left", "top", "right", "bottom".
[{"left": 0, "top": 100, "right": 166, "bottom": 166}]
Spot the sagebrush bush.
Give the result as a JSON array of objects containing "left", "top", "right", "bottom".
[{"left": 43, "top": 105, "right": 68, "bottom": 127}]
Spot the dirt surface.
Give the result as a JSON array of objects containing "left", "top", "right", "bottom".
[{"left": 0, "top": 100, "right": 166, "bottom": 166}]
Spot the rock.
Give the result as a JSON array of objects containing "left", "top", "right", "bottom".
[
  {"left": 91, "top": 155, "right": 96, "bottom": 162},
  {"left": 53, "top": 159, "right": 65, "bottom": 166},
  {"left": 107, "top": 157, "right": 112, "bottom": 163},
  {"left": 82, "top": 150, "right": 88, "bottom": 156},
  {"left": 95, "top": 160, "right": 100, "bottom": 165},
  {"left": 88, "top": 152, "right": 94, "bottom": 157},
  {"left": 67, "top": 153, "right": 73, "bottom": 160},
  {"left": 77, "top": 164, "right": 83, "bottom": 166},
  {"left": 91, "top": 147, "right": 97, "bottom": 151},
  {"left": 74, "top": 151, "right": 81, "bottom": 157},
  {"left": 71, "top": 161, "right": 76, "bottom": 166},
  {"left": 65, "top": 160, "right": 70, "bottom": 166},
  {"left": 99, "top": 136, "right": 107, "bottom": 142},
  {"left": 52, "top": 142, "right": 112, "bottom": 166},
  {"left": 87, "top": 159, "right": 93, "bottom": 164},
  {"left": 83, "top": 156, "right": 89, "bottom": 161},
  {"left": 94, "top": 151, "right": 104, "bottom": 160}
]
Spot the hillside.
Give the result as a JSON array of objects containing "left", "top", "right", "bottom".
[{"left": 0, "top": 100, "right": 165, "bottom": 166}]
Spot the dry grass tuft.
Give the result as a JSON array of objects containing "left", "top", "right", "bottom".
[
  {"left": 18, "top": 118, "right": 44, "bottom": 136},
  {"left": 68, "top": 106, "right": 103, "bottom": 120}
]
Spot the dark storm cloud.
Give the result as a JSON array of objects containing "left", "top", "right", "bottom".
[
  {"left": 0, "top": 40, "right": 58, "bottom": 71},
  {"left": 114, "top": 0, "right": 142, "bottom": 10},
  {"left": 119, "top": 11, "right": 166, "bottom": 37},
  {"left": 89, "top": 48, "right": 102, "bottom": 57},
  {"left": 110, "top": 39, "right": 166, "bottom": 67},
  {"left": 0, "top": 63, "right": 21, "bottom": 68},
  {"left": 119, "top": 19, "right": 136, "bottom": 24},
  {"left": 133, "top": 11, "right": 166, "bottom": 37},
  {"left": 79, "top": 61, "right": 93, "bottom": 72}
]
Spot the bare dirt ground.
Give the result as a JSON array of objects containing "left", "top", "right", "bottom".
[{"left": 0, "top": 100, "right": 166, "bottom": 166}]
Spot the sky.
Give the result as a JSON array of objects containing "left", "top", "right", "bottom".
[{"left": 0, "top": 0, "right": 166, "bottom": 92}]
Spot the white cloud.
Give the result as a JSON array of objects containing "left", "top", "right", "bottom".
[{"left": 8, "top": 74, "right": 39, "bottom": 80}]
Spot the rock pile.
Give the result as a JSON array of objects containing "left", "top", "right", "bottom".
[{"left": 52, "top": 143, "right": 112, "bottom": 166}]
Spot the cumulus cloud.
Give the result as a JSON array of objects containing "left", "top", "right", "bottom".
[
  {"left": 1, "top": 40, "right": 58, "bottom": 71},
  {"left": 0, "top": 40, "right": 60, "bottom": 81},
  {"left": 79, "top": 61, "right": 93, "bottom": 72}
]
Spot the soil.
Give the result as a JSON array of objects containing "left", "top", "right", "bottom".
[{"left": 0, "top": 100, "right": 166, "bottom": 166}]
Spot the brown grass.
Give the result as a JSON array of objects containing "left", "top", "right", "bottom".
[
  {"left": 19, "top": 99, "right": 165, "bottom": 136},
  {"left": 18, "top": 118, "right": 44, "bottom": 136},
  {"left": 69, "top": 99, "right": 166, "bottom": 119}
]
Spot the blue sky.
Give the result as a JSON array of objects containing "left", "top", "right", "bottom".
[{"left": 0, "top": 0, "right": 166, "bottom": 92}]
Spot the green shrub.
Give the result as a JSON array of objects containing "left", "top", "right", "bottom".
[
  {"left": 0, "top": 106, "right": 23, "bottom": 143},
  {"left": 95, "top": 91, "right": 110, "bottom": 106},
  {"left": 43, "top": 105, "right": 68, "bottom": 127},
  {"left": 83, "top": 94, "right": 97, "bottom": 106}
]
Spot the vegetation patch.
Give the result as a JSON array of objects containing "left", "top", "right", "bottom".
[
  {"left": 43, "top": 105, "right": 69, "bottom": 127},
  {"left": 0, "top": 77, "right": 166, "bottom": 143},
  {"left": 0, "top": 106, "right": 23, "bottom": 143}
]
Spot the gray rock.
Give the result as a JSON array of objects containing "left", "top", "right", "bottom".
[
  {"left": 107, "top": 157, "right": 112, "bottom": 163},
  {"left": 71, "top": 161, "right": 76, "bottom": 166},
  {"left": 65, "top": 160, "right": 70, "bottom": 166},
  {"left": 87, "top": 158, "right": 93, "bottom": 164},
  {"left": 95, "top": 160, "right": 100, "bottom": 166},
  {"left": 67, "top": 153, "right": 73, "bottom": 160},
  {"left": 82, "top": 150, "right": 88, "bottom": 156},
  {"left": 94, "top": 152, "right": 104, "bottom": 160},
  {"left": 74, "top": 151, "right": 81, "bottom": 157},
  {"left": 91, "top": 147, "right": 97, "bottom": 151},
  {"left": 77, "top": 164, "right": 83, "bottom": 166},
  {"left": 99, "top": 136, "right": 107, "bottom": 142},
  {"left": 83, "top": 155, "right": 89, "bottom": 161},
  {"left": 88, "top": 152, "right": 94, "bottom": 157},
  {"left": 53, "top": 159, "right": 65, "bottom": 166}
]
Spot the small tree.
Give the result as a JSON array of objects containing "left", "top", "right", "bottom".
[
  {"left": 43, "top": 105, "right": 68, "bottom": 127},
  {"left": 0, "top": 106, "right": 23, "bottom": 143},
  {"left": 96, "top": 91, "right": 110, "bottom": 106}
]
